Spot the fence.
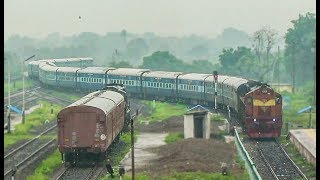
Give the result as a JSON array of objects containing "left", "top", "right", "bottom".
[{"left": 234, "top": 127, "right": 261, "bottom": 180}]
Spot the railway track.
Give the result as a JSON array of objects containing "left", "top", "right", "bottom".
[
  {"left": 33, "top": 89, "right": 74, "bottom": 105},
  {"left": 4, "top": 89, "right": 41, "bottom": 110},
  {"left": 4, "top": 86, "right": 41, "bottom": 101},
  {"left": 4, "top": 88, "right": 74, "bottom": 132},
  {"left": 4, "top": 87, "right": 74, "bottom": 112},
  {"left": 4, "top": 125, "right": 57, "bottom": 178},
  {"left": 4, "top": 88, "right": 78, "bottom": 179},
  {"left": 242, "top": 138, "right": 307, "bottom": 180},
  {"left": 55, "top": 165, "right": 105, "bottom": 180}
]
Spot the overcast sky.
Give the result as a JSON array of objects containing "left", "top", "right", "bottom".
[{"left": 4, "top": 0, "right": 316, "bottom": 40}]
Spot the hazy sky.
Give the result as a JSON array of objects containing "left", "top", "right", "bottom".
[{"left": 4, "top": 0, "right": 316, "bottom": 40}]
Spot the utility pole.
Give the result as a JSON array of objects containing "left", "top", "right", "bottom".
[
  {"left": 277, "top": 46, "right": 280, "bottom": 92},
  {"left": 312, "top": 39, "right": 316, "bottom": 106},
  {"left": 292, "top": 43, "right": 296, "bottom": 93},
  {"left": 213, "top": 71, "right": 218, "bottom": 111},
  {"left": 131, "top": 116, "right": 135, "bottom": 180},
  {"left": 131, "top": 110, "right": 138, "bottom": 180},
  {"left": 6, "top": 58, "right": 11, "bottom": 133},
  {"left": 22, "top": 55, "right": 36, "bottom": 124}
]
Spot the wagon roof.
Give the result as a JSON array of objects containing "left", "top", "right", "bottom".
[
  {"left": 143, "top": 71, "right": 183, "bottom": 79},
  {"left": 66, "top": 90, "right": 124, "bottom": 115},
  {"left": 108, "top": 68, "right": 150, "bottom": 76}
]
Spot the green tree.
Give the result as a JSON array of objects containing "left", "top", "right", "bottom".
[
  {"left": 139, "top": 51, "right": 190, "bottom": 72},
  {"left": 191, "top": 60, "right": 216, "bottom": 74},
  {"left": 218, "top": 46, "right": 256, "bottom": 77},
  {"left": 284, "top": 12, "right": 316, "bottom": 92}
]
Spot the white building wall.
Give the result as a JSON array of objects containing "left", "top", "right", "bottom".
[
  {"left": 203, "top": 113, "right": 211, "bottom": 139},
  {"left": 184, "top": 114, "right": 194, "bottom": 138}
]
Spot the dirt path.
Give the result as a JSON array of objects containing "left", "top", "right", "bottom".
[{"left": 120, "top": 132, "right": 168, "bottom": 173}]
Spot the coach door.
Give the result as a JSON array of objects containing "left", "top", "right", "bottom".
[{"left": 70, "top": 112, "right": 96, "bottom": 147}]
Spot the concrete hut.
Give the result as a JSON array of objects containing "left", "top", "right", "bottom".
[{"left": 184, "top": 105, "right": 211, "bottom": 139}]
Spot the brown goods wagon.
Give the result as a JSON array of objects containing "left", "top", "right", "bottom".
[{"left": 57, "top": 90, "right": 125, "bottom": 155}]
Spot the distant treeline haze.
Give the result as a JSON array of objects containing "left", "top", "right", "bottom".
[{"left": 4, "top": 13, "right": 315, "bottom": 95}]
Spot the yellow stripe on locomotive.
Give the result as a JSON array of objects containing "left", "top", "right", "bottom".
[{"left": 253, "top": 99, "right": 275, "bottom": 106}]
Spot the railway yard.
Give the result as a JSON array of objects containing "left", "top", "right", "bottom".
[{"left": 4, "top": 85, "right": 316, "bottom": 179}]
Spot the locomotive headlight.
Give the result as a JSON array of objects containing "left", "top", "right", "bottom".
[
  {"left": 273, "top": 118, "right": 276, "bottom": 122},
  {"left": 253, "top": 119, "right": 256, "bottom": 122}
]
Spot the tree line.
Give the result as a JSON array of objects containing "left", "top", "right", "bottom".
[{"left": 4, "top": 13, "right": 315, "bottom": 98}]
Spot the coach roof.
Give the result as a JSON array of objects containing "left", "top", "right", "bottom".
[
  {"left": 108, "top": 68, "right": 150, "bottom": 76},
  {"left": 143, "top": 71, "right": 183, "bottom": 79}
]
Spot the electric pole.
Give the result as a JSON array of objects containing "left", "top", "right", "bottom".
[
  {"left": 6, "top": 58, "right": 11, "bottom": 133},
  {"left": 277, "top": 46, "right": 280, "bottom": 92},
  {"left": 22, "top": 55, "right": 36, "bottom": 124}
]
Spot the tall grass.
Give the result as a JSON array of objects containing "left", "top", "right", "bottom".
[
  {"left": 27, "top": 149, "right": 62, "bottom": 180},
  {"left": 281, "top": 92, "right": 316, "bottom": 129}
]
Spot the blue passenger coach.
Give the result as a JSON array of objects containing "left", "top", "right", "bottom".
[
  {"left": 177, "top": 73, "right": 211, "bottom": 104},
  {"left": 56, "top": 67, "right": 80, "bottom": 88},
  {"left": 107, "top": 68, "right": 150, "bottom": 96},
  {"left": 77, "top": 67, "right": 115, "bottom": 91},
  {"left": 141, "top": 71, "right": 182, "bottom": 100},
  {"left": 39, "top": 62, "right": 58, "bottom": 86}
]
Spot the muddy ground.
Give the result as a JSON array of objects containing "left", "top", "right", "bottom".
[{"left": 124, "top": 99, "right": 244, "bottom": 177}]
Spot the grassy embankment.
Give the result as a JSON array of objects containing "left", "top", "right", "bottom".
[
  {"left": 138, "top": 100, "right": 188, "bottom": 123},
  {"left": 4, "top": 101, "right": 62, "bottom": 148},
  {"left": 281, "top": 92, "right": 316, "bottom": 130},
  {"left": 4, "top": 79, "right": 34, "bottom": 95}
]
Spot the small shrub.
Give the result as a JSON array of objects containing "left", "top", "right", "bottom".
[{"left": 165, "top": 132, "right": 184, "bottom": 144}]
